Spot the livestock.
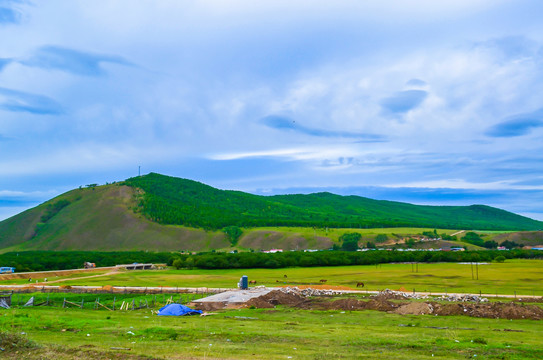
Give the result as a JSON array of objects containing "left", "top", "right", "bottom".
[
  {"left": 249, "top": 280, "right": 257, "bottom": 284},
  {"left": 356, "top": 282, "right": 365, "bottom": 288},
  {"left": 319, "top": 279, "right": 327, "bottom": 283},
  {"left": 284, "top": 274, "right": 288, "bottom": 278}
]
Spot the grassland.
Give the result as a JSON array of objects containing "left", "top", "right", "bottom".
[
  {"left": 4, "top": 259, "right": 542, "bottom": 296},
  {"left": 2, "top": 260, "right": 543, "bottom": 359},
  {"left": 1, "top": 300, "right": 542, "bottom": 359}
]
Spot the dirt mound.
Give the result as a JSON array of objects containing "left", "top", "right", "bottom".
[
  {"left": 240, "top": 289, "right": 543, "bottom": 320},
  {"left": 395, "top": 302, "right": 434, "bottom": 315},
  {"left": 464, "top": 302, "right": 543, "bottom": 320},
  {"left": 191, "top": 301, "right": 228, "bottom": 311},
  {"left": 434, "top": 303, "right": 465, "bottom": 316},
  {"left": 366, "top": 299, "right": 401, "bottom": 312},
  {"left": 245, "top": 290, "right": 308, "bottom": 308},
  {"left": 102, "top": 285, "right": 113, "bottom": 291},
  {"left": 424, "top": 302, "right": 543, "bottom": 320},
  {"left": 319, "top": 298, "right": 366, "bottom": 311}
]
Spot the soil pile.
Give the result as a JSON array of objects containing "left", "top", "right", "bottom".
[
  {"left": 243, "top": 289, "right": 543, "bottom": 320},
  {"left": 319, "top": 298, "right": 366, "bottom": 310},
  {"left": 395, "top": 302, "right": 434, "bottom": 315},
  {"left": 245, "top": 290, "right": 309, "bottom": 308},
  {"left": 366, "top": 299, "right": 401, "bottom": 312},
  {"left": 401, "top": 302, "right": 543, "bottom": 320}
]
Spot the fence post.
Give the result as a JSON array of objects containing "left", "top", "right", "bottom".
[{"left": 113, "top": 297, "right": 116, "bottom": 311}]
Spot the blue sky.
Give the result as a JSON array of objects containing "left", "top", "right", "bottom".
[{"left": 1, "top": 0, "right": 543, "bottom": 221}]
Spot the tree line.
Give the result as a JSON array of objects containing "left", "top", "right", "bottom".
[{"left": 2, "top": 249, "right": 539, "bottom": 273}]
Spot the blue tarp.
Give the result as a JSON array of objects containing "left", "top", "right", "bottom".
[{"left": 157, "top": 303, "right": 203, "bottom": 316}]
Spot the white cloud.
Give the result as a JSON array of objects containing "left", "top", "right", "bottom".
[{"left": 1, "top": 1, "right": 543, "bottom": 220}]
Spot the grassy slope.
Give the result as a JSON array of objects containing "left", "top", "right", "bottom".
[
  {"left": 0, "top": 185, "right": 228, "bottom": 252},
  {"left": 125, "top": 173, "right": 543, "bottom": 231}
]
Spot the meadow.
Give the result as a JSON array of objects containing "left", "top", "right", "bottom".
[
  {"left": 1, "top": 260, "right": 543, "bottom": 359},
  {"left": 3, "top": 259, "right": 542, "bottom": 296},
  {"left": 1, "top": 300, "right": 542, "bottom": 359}
]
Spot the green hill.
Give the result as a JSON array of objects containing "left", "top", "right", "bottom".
[
  {"left": 0, "top": 172, "right": 541, "bottom": 252},
  {"left": 124, "top": 173, "right": 543, "bottom": 231},
  {"left": 0, "top": 184, "right": 228, "bottom": 252}
]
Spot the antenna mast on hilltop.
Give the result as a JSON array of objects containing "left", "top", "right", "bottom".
[{"left": 138, "top": 165, "right": 141, "bottom": 177}]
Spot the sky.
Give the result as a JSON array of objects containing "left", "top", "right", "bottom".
[{"left": 1, "top": 0, "right": 543, "bottom": 221}]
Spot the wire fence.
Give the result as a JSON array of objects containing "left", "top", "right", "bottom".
[{"left": 1, "top": 291, "right": 214, "bottom": 311}]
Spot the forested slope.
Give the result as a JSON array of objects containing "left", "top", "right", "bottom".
[{"left": 124, "top": 173, "right": 543, "bottom": 231}]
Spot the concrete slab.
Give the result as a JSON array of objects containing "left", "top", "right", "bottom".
[{"left": 193, "top": 287, "right": 274, "bottom": 305}]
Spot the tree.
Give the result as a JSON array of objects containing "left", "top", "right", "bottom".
[
  {"left": 172, "top": 258, "right": 184, "bottom": 269},
  {"left": 375, "top": 234, "right": 388, "bottom": 243},
  {"left": 339, "top": 232, "right": 361, "bottom": 251},
  {"left": 483, "top": 240, "right": 498, "bottom": 249},
  {"left": 222, "top": 226, "right": 243, "bottom": 246},
  {"left": 463, "top": 232, "right": 484, "bottom": 247}
]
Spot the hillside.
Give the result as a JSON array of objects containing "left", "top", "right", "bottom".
[
  {"left": 0, "top": 184, "right": 228, "bottom": 252},
  {"left": 124, "top": 173, "right": 543, "bottom": 231},
  {"left": 0, "top": 173, "right": 542, "bottom": 252}
]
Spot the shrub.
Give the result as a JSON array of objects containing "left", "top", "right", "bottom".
[{"left": 494, "top": 255, "right": 506, "bottom": 263}]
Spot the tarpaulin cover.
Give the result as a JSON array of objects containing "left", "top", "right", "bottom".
[{"left": 157, "top": 303, "right": 203, "bottom": 316}]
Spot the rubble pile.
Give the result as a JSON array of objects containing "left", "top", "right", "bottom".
[
  {"left": 281, "top": 287, "right": 342, "bottom": 297},
  {"left": 372, "top": 289, "right": 429, "bottom": 300},
  {"left": 436, "top": 294, "right": 488, "bottom": 302}
]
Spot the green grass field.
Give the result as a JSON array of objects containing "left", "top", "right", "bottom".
[
  {"left": 1, "top": 303, "right": 542, "bottom": 359},
  {"left": 5, "top": 259, "right": 541, "bottom": 296},
  {"left": 2, "top": 260, "right": 543, "bottom": 359}
]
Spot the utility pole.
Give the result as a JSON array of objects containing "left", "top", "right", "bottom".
[{"left": 138, "top": 165, "right": 141, "bottom": 177}]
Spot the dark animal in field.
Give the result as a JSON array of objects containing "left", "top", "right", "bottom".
[
  {"left": 356, "top": 282, "right": 365, "bottom": 288},
  {"left": 249, "top": 280, "right": 257, "bottom": 284},
  {"left": 276, "top": 280, "right": 279, "bottom": 282},
  {"left": 284, "top": 274, "right": 288, "bottom": 278},
  {"left": 319, "top": 279, "right": 327, "bottom": 283}
]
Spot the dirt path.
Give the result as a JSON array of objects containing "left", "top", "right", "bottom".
[{"left": 40, "top": 268, "right": 121, "bottom": 284}]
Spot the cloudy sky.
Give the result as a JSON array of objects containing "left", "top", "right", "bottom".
[{"left": 1, "top": 0, "right": 543, "bottom": 221}]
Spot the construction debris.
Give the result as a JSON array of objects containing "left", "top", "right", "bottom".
[
  {"left": 435, "top": 294, "right": 488, "bottom": 302},
  {"left": 281, "top": 287, "right": 343, "bottom": 297},
  {"left": 371, "top": 289, "right": 429, "bottom": 300}
]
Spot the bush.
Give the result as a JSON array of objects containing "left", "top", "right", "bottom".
[
  {"left": 375, "top": 234, "right": 388, "bottom": 243},
  {"left": 494, "top": 255, "right": 506, "bottom": 263}
]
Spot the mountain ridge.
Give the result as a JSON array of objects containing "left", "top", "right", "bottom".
[
  {"left": 124, "top": 173, "right": 542, "bottom": 231},
  {"left": 0, "top": 172, "right": 541, "bottom": 252}
]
